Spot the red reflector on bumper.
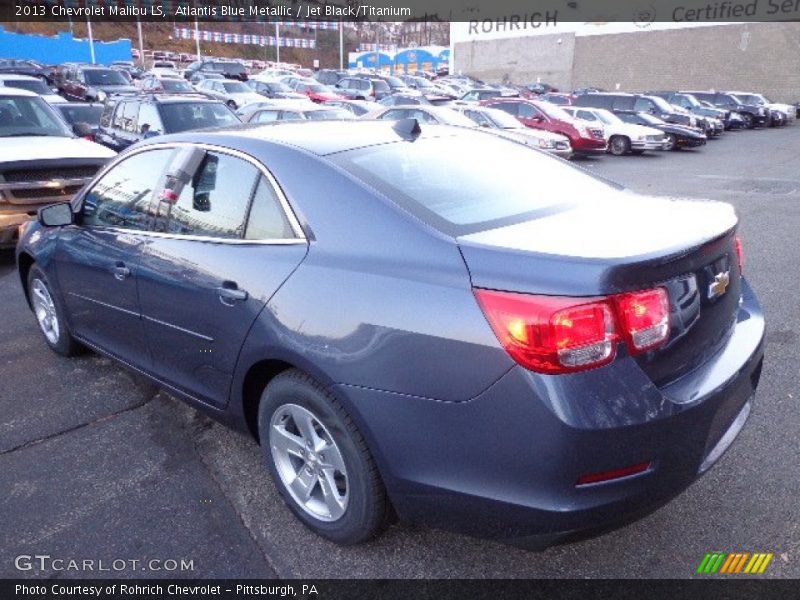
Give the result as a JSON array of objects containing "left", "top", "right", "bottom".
[{"left": 576, "top": 461, "right": 652, "bottom": 486}]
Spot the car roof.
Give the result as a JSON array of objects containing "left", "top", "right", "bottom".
[
  {"left": 0, "top": 87, "right": 38, "bottom": 97},
  {"left": 160, "top": 120, "right": 461, "bottom": 156},
  {"left": 0, "top": 73, "right": 39, "bottom": 81}
]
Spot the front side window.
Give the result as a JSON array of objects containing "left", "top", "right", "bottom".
[
  {"left": 254, "top": 110, "right": 279, "bottom": 123},
  {"left": 82, "top": 149, "right": 174, "bottom": 230},
  {"left": 155, "top": 151, "right": 259, "bottom": 239}
]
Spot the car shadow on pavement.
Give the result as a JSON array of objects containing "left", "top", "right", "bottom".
[{"left": 0, "top": 249, "right": 15, "bottom": 278}]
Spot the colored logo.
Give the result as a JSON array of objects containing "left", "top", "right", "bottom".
[{"left": 697, "top": 552, "right": 773, "bottom": 575}]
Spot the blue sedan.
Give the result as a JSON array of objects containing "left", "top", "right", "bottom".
[{"left": 16, "top": 120, "right": 764, "bottom": 548}]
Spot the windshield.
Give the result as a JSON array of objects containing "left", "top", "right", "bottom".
[
  {"left": 162, "top": 79, "right": 193, "bottom": 92},
  {"left": 0, "top": 96, "right": 72, "bottom": 137},
  {"left": 3, "top": 79, "right": 51, "bottom": 95},
  {"left": 222, "top": 82, "right": 250, "bottom": 93},
  {"left": 385, "top": 77, "right": 406, "bottom": 88},
  {"left": 484, "top": 108, "right": 523, "bottom": 128},
  {"left": 414, "top": 78, "right": 433, "bottom": 89},
  {"left": 332, "top": 133, "right": 620, "bottom": 236},
  {"left": 56, "top": 104, "right": 103, "bottom": 125},
  {"left": 677, "top": 94, "right": 701, "bottom": 108},
  {"left": 85, "top": 69, "right": 129, "bottom": 86},
  {"left": 304, "top": 109, "right": 355, "bottom": 120},
  {"left": 268, "top": 82, "right": 291, "bottom": 92},
  {"left": 649, "top": 96, "right": 674, "bottom": 112},
  {"left": 159, "top": 102, "right": 240, "bottom": 133}
]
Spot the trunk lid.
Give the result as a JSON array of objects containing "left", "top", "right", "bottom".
[{"left": 458, "top": 194, "right": 741, "bottom": 385}]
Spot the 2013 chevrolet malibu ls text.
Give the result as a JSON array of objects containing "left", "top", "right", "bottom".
[{"left": 16, "top": 120, "right": 764, "bottom": 549}]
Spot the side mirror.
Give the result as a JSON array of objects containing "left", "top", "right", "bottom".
[
  {"left": 38, "top": 203, "right": 74, "bottom": 227},
  {"left": 72, "top": 122, "right": 94, "bottom": 138}
]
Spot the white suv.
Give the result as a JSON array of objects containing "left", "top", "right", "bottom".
[{"left": 0, "top": 88, "right": 115, "bottom": 248}]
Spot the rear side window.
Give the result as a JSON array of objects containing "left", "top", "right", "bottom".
[
  {"left": 245, "top": 176, "right": 294, "bottom": 240},
  {"left": 155, "top": 151, "right": 259, "bottom": 239},
  {"left": 612, "top": 96, "right": 634, "bottom": 110},
  {"left": 82, "top": 149, "right": 174, "bottom": 230},
  {"left": 121, "top": 101, "right": 139, "bottom": 132},
  {"left": 491, "top": 102, "right": 519, "bottom": 116}
]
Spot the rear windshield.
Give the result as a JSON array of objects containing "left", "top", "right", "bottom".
[
  {"left": 159, "top": 102, "right": 240, "bottom": 133},
  {"left": 3, "top": 79, "right": 51, "bottom": 95},
  {"left": 332, "top": 133, "right": 620, "bottom": 236},
  {"left": 57, "top": 104, "right": 103, "bottom": 125},
  {"left": 161, "top": 79, "right": 193, "bottom": 92},
  {"left": 85, "top": 69, "right": 129, "bottom": 86}
]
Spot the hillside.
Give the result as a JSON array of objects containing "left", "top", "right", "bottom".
[{"left": 1, "top": 20, "right": 357, "bottom": 67}]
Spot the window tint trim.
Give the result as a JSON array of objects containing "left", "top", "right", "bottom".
[{"left": 72, "top": 142, "right": 307, "bottom": 245}]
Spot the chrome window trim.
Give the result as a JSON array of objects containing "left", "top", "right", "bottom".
[{"left": 74, "top": 140, "right": 308, "bottom": 246}]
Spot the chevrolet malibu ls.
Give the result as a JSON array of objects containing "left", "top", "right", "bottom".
[{"left": 16, "top": 120, "right": 764, "bottom": 548}]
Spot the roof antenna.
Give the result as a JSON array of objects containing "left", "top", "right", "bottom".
[{"left": 392, "top": 118, "right": 422, "bottom": 139}]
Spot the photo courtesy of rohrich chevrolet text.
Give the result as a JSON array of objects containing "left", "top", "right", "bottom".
[{"left": 0, "top": 0, "right": 797, "bottom": 597}]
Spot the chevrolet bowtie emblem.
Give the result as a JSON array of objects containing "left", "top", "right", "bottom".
[{"left": 708, "top": 271, "right": 730, "bottom": 300}]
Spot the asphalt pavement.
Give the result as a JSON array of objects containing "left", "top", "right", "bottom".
[{"left": 0, "top": 125, "right": 797, "bottom": 579}]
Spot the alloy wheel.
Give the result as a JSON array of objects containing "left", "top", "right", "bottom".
[
  {"left": 269, "top": 403, "right": 349, "bottom": 522},
  {"left": 31, "top": 278, "right": 60, "bottom": 345}
]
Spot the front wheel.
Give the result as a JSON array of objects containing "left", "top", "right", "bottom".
[
  {"left": 742, "top": 113, "right": 755, "bottom": 129},
  {"left": 609, "top": 135, "right": 631, "bottom": 156},
  {"left": 664, "top": 133, "right": 679, "bottom": 151},
  {"left": 258, "top": 370, "right": 391, "bottom": 545},
  {"left": 28, "top": 265, "right": 81, "bottom": 356}
]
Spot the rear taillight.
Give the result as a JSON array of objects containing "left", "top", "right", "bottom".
[
  {"left": 614, "top": 288, "right": 670, "bottom": 354},
  {"left": 475, "top": 287, "right": 670, "bottom": 375},
  {"left": 474, "top": 290, "right": 617, "bottom": 374},
  {"left": 734, "top": 235, "right": 744, "bottom": 275}
]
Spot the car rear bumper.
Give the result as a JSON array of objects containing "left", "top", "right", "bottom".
[
  {"left": 340, "top": 280, "right": 764, "bottom": 547},
  {"left": 572, "top": 138, "right": 607, "bottom": 154}
]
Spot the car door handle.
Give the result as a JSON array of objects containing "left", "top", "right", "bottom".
[
  {"left": 111, "top": 263, "right": 131, "bottom": 281},
  {"left": 217, "top": 283, "right": 248, "bottom": 305}
]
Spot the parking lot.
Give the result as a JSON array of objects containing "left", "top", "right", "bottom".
[{"left": 1, "top": 125, "right": 798, "bottom": 579}]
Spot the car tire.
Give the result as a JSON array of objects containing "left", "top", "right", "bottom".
[
  {"left": 609, "top": 136, "right": 631, "bottom": 156},
  {"left": 258, "top": 369, "right": 391, "bottom": 545},
  {"left": 664, "top": 133, "right": 679, "bottom": 151},
  {"left": 742, "top": 113, "right": 755, "bottom": 129},
  {"left": 27, "top": 265, "right": 81, "bottom": 357}
]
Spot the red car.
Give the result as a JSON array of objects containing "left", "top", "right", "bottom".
[
  {"left": 483, "top": 97, "right": 606, "bottom": 155},
  {"left": 293, "top": 81, "right": 343, "bottom": 103}
]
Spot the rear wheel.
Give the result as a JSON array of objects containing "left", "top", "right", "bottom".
[
  {"left": 258, "top": 369, "right": 391, "bottom": 545},
  {"left": 28, "top": 265, "right": 81, "bottom": 357},
  {"left": 609, "top": 135, "right": 631, "bottom": 156}
]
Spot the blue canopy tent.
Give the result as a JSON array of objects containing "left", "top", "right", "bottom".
[{"left": 349, "top": 51, "right": 394, "bottom": 70}]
